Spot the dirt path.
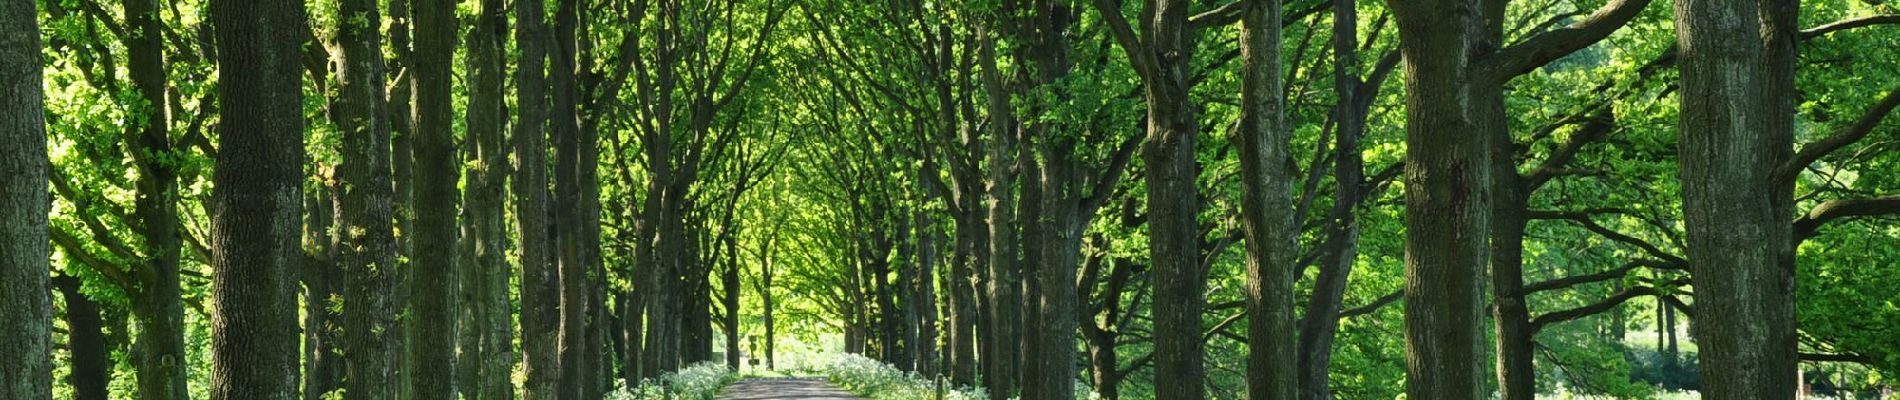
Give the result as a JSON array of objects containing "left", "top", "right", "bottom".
[{"left": 715, "top": 378, "right": 866, "bottom": 400}]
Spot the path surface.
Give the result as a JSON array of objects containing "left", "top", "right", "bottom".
[{"left": 716, "top": 378, "right": 865, "bottom": 400}]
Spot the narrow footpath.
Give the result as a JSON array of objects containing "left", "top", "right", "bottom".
[{"left": 715, "top": 378, "right": 866, "bottom": 400}]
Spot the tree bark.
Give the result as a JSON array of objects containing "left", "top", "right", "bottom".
[
  {"left": 464, "top": 0, "right": 515, "bottom": 395},
  {"left": 331, "top": 0, "right": 401, "bottom": 395},
  {"left": 207, "top": 0, "right": 309, "bottom": 396},
  {"left": 975, "top": 24, "right": 1020, "bottom": 399},
  {"left": 1236, "top": 1, "right": 1298, "bottom": 399},
  {"left": 123, "top": 0, "right": 190, "bottom": 397},
  {"left": 1388, "top": 0, "right": 1490, "bottom": 397},
  {"left": 551, "top": 0, "right": 592, "bottom": 396},
  {"left": 0, "top": 0, "right": 50, "bottom": 395},
  {"left": 1672, "top": 0, "right": 1799, "bottom": 397},
  {"left": 408, "top": 0, "right": 461, "bottom": 396},
  {"left": 514, "top": 0, "right": 558, "bottom": 396},
  {"left": 1092, "top": 0, "right": 1207, "bottom": 396}
]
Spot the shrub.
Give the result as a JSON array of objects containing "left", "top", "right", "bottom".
[
  {"left": 824, "top": 353, "right": 990, "bottom": 400},
  {"left": 607, "top": 362, "right": 740, "bottom": 400}
]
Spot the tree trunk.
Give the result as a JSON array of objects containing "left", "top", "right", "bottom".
[
  {"left": 409, "top": 0, "right": 461, "bottom": 396},
  {"left": 975, "top": 25, "right": 1021, "bottom": 399},
  {"left": 385, "top": 0, "right": 417, "bottom": 395},
  {"left": 551, "top": 0, "right": 592, "bottom": 396},
  {"left": 724, "top": 234, "right": 743, "bottom": 371},
  {"left": 1236, "top": 1, "right": 1299, "bottom": 399},
  {"left": 55, "top": 277, "right": 109, "bottom": 400},
  {"left": 331, "top": 0, "right": 400, "bottom": 395},
  {"left": 1296, "top": 2, "right": 1366, "bottom": 399},
  {"left": 1387, "top": 0, "right": 1491, "bottom": 397},
  {"left": 1122, "top": 0, "right": 1207, "bottom": 396},
  {"left": 207, "top": 0, "right": 309, "bottom": 396},
  {"left": 304, "top": 186, "right": 344, "bottom": 400},
  {"left": 915, "top": 209, "right": 940, "bottom": 377},
  {"left": 514, "top": 0, "right": 558, "bottom": 395},
  {"left": 0, "top": 0, "right": 51, "bottom": 396},
  {"left": 464, "top": 0, "right": 515, "bottom": 395},
  {"left": 1672, "top": 0, "right": 1798, "bottom": 397},
  {"left": 121, "top": 0, "right": 190, "bottom": 397}
]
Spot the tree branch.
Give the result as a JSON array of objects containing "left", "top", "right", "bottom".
[
  {"left": 1529, "top": 209, "right": 1689, "bottom": 267},
  {"left": 1778, "top": 85, "right": 1900, "bottom": 186},
  {"left": 1793, "top": 195, "right": 1900, "bottom": 241},
  {"left": 1531, "top": 286, "right": 1657, "bottom": 332},
  {"left": 1481, "top": 0, "right": 1655, "bottom": 81},
  {"left": 48, "top": 226, "right": 138, "bottom": 293},
  {"left": 1338, "top": 290, "right": 1402, "bottom": 319},
  {"left": 1523, "top": 259, "right": 1680, "bottom": 294},
  {"left": 1800, "top": 15, "right": 1900, "bottom": 39}
]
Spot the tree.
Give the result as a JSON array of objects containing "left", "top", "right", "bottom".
[
  {"left": 329, "top": 0, "right": 401, "bottom": 394},
  {"left": 515, "top": 0, "right": 560, "bottom": 396},
  {"left": 1234, "top": 0, "right": 1297, "bottom": 398},
  {"left": 0, "top": 0, "right": 52, "bottom": 394},
  {"left": 1382, "top": 0, "right": 1492, "bottom": 397},
  {"left": 461, "top": 0, "right": 515, "bottom": 397},
  {"left": 1672, "top": 0, "right": 1798, "bottom": 396},
  {"left": 408, "top": 0, "right": 461, "bottom": 396},
  {"left": 1091, "top": 0, "right": 1207, "bottom": 397},
  {"left": 207, "top": 0, "right": 308, "bottom": 397}
]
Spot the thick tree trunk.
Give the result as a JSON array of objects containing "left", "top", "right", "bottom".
[
  {"left": 1235, "top": 1, "right": 1297, "bottom": 399},
  {"left": 514, "top": 0, "right": 558, "bottom": 396},
  {"left": 1672, "top": 0, "right": 1798, "bottom": 397},
  {"left": 409, "top": 0, "right": 461, "bottom": 396},
  {"left": 207, "top": 0, "right": 308, "bottom": 396},
  {"left": 55, "top": 277, "right": 109, "bottom": 400},
  {"left": 1388, "top": 0, "right": 1490, "bottom": 398},
  {"left": 0, "top": 1, "right": 51, "bottom": 396},
  {"left": 1129, "top": 1, "right": 1207, "bottom": 397},
  {"left": 331, "top": 0, "right": 400, "bottom": 395}
]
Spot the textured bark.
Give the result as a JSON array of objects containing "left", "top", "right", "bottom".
[
  {"left": 551, "top": 0, "right": 592, "bottom": 395},
  {"left": 1095, "top": 0, "right": 1207, "bottom": 396},
  {"left": 515, "top": 0, "right": 559, "bottom": 396},
  {"left": 1235, "top": 1, "right": 1297, "bottom": 399},
  {"left": 1388, "top": 0, "right": 1490, "bottom": 397},
  {"left": 385, "top": 0, "right": 417, "bottom": 395},
  {"left": 207, "top": 0, "right": 308, "bottom": 397},
  {"left": 465, "top": 0, "right": 516, "bottom": 396},
  {"left": 0, "top": 11, "right": 51, "bottom": 388},
  {"left": 409, "top": 0, "right": 461, "bottom": 396},
  {"left": 122, "top": 0, "right": 190, "bottom": 397},
  {"left": 1672, "top": 0, "right": 1798, "bottom": 397},
  {"left": 331, "top": 0, "right": 400, "bottom": 395},
  {"left": 975, "top": 25, "right": 1020, "bottom": 399},
  {"left": 55, "top": 277, "right": 109, "bottom": 400}
]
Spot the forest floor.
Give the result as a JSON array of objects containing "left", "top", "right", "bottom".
[{"left": 716, "top": 377, "right": 865, "bottom": 400}]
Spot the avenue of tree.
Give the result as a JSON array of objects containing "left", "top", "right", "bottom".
[{"left": 1, "top": 0, "right": 1899, "bottom": 399}]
